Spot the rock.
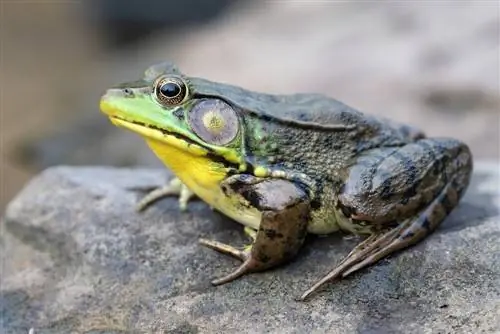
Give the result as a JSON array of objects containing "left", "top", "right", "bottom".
[{"left": 1, "top": 163, "right": 499, "bottom": 333}]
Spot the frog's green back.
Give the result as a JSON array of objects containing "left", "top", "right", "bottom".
[{"left": 189, "top": 76, "right": 366, "bottom": 129}]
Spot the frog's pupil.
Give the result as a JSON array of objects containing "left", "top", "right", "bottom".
[{"left": 161, "top": 82, "right": 181, "bottom": 97}]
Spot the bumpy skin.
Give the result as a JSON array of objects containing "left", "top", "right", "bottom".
[{"left": 100, "top": 62, "right": 473, "bottom": 300}]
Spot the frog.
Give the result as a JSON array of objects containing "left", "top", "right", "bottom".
[{"left": 99, "top": 62, "right": 473, "bottom": 300}]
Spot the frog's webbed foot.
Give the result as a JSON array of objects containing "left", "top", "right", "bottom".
[
  {"left": 200, "top": 175, "right": 310, "bottom": 286},
  {"left": 136, "top": 177, "right": 195, "bottom": 212}
]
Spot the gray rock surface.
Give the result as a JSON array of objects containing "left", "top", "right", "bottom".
[{"left": 1, "top": 163, "right": 499, "bottom": 333}]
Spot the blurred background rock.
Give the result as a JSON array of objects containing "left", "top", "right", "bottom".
[{"left": 1, "top": 0, "right": 498, "bottom": 211}]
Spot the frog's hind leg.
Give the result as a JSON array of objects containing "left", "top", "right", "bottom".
[
  {"left": 299, "top": 138, "right": 473, "bottom": 301},
  {"left": 136, "top": 177, "right": 195, "bottom": 212},
  {"left": 299, "top": 182, "right": 455, "bottom": 300}
]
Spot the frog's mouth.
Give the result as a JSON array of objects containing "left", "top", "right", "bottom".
[{"left": 109, "top": 115, "right": 210, "bottom": 157}]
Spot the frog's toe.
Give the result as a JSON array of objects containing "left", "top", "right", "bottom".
[
  {"left": 178, "top": 184, "right": 195, "bottom": 212},
  {"left": 298, "top": 227, "right": 402, "bottom": 301},
  {"left": 136, "top": 178, "right": 194, "bottom": 212},
  {"left": 199, "top": 237, "right": 265, "bottom": 285},
  {"left": 199, "top": 238, "right": 248, "bottom": 262},
  {"left": 210, "top": 256, "right": 262, "bottom": 285}
]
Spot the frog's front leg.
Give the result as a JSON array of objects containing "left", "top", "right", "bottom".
[
  {"left": 200, "top": 175, "right": 311, "bottom": 285},
  {"left": 136, "top": 177, "right": 195, "bottom": 212},
  {"left": 300, "top": 138, "right": 472, "bottom": 300}
]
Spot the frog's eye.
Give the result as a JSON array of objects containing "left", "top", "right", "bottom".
[
  {"left": 154, "top": 76, "right": 188, "bottom": 106},
  {"left": 188, "top": 99, "right": 239, "bottom": 146}
]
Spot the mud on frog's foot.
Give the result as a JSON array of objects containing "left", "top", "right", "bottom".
[{"left": 136, "top": 177, "right": 195, "bottom": 212}]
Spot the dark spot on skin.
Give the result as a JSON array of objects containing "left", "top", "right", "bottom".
[
  {"left": 294, "top": 219, "right": 309, "bottom": 242},
  {"left": 337, "top": 202, "right": 356, "bottom": 218},
  {"left": 245, "top": 163, "right": 255, "bottom": 175},
  {"left": 338, "top": 183, "right": 346, "bottom": 195},
  {"left": 421, "top": 217, "right": 431, "bottom": 231},
  {"left": 310, "top": 199, "right": 321, "bottom": 210},
  {"left": 402, "top": 183, "right": 418, "bottom": 201},
  {"left": 379, "top": 178, "right": 394, "bottom": 200},
  {"left": 385, "top": 220, "right": 400, "bottom": 228},
  {"left": 241, "top": 189, "right": 263, "bottom": 208},
  {"left": 430, "top": 160, "right": 443, "bottom": 176},
  {"left": 227, "top": 176, "right": 251, "bottom": 193},
  {"left": 256, "top": 252, "right": 271, "bottom": 263},
  {"left": 263, "top": 229, "right": 284, "bottom": 240},
  {"left": 173, "top": 108, "right": 185, "bottom": 120},
  {"left": 258, "top": 114, "right": 273, "bottom": 122}
]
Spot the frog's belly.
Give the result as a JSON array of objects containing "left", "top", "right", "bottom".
[
  {"left": 307, "top": 209, "right": 342, "bottom": 235},
  {"left": 307, "top": 207, "right": 374, "bottom": 235},
  {"left": 197, "top": 187, "right": 263, "bottom": 231}
]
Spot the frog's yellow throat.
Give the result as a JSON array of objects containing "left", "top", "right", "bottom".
[
  {"left": 109, "top": 117, "right": 228, "bottom": 199},
  {"left": 145, "top": 138, "right": 228, "bottom": 197}
]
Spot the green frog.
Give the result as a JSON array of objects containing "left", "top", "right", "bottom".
[{"left": 100, "top": 62, "right": 473, "bottom": 300}]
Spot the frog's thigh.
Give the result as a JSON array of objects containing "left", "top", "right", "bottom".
[
  {"left": 200, "top": 175, "right": 311, "bottom": 285},
  {"left": 338, "top": 138, "right": 472, "bottom": 223}
]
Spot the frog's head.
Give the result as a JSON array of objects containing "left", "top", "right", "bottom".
[{"left": 100, "top": 62, "right": 249, "bottom": 177}]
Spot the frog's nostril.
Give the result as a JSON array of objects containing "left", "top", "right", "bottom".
[{"left": 123, "top": 88, "right": 134, "bottom": 97}]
